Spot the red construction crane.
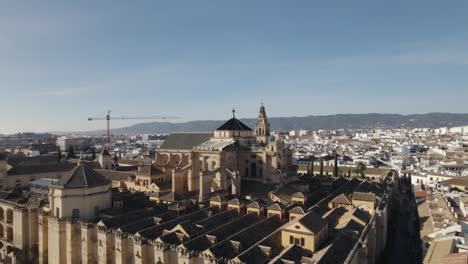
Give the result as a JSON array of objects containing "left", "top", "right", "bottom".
[{"left": 88, "top": 110, "right": 179, "bottom": 150}]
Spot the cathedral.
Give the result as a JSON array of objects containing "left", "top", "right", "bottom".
[{"left": 149, "top": 103, "right": 294, "bottom": 201}]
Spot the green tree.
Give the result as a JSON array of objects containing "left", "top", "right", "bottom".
[
  {"left": 354, "top": 162, "right": 367, "bottom": 178},
  {"left": 333, "top": 153, "right": 339, "bottom": 177},
  {"left": 57, "top": 147, "right": 62, "bottom": 163},
  {"left": 67, "top": 145, "right": 76, "bottom": 159},
  {"left": 319, "top": 158, "right": 324, "bottom": 176}
]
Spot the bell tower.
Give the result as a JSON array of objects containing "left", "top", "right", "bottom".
[{"left": 255, "top": 103, "right": 270, "bottom": 144}]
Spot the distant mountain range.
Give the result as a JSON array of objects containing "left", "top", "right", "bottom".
[{"left": 73, "top": 113, "right": 468, "bottom": 135}]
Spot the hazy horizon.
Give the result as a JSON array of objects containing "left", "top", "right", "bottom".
[
  {"left": 1, "top": 1, "right": 468, "bottom": 134},
  {"left": 2, "top": 111, "right": 468, "bottom": 135}
]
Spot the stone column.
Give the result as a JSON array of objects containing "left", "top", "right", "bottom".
[
  {"left": 177, "top": 247, "right": 194, "bottom": 264},
  {"left": 153, "top": 243, "right": 168, "bottom": 264},
  {"left": 28, "top": 209, "right": 39, "bottom": 260},
  {"left": 199, "top": 172, "right": 213, "bottom": 202},
  {"left": 66, "top": 220, "right": 81, "bottom": 264},
  {"left": 47, "top": 217, "right": 66, "bottom": 264},
  {"left": 38, "top": 213, "right": 48, "bottom": 264},
  {"left": 115, "top": 234, "right": 129, "bottom": 264},
  {"left": 172, "top": 169, "right": 185, "bottom": 194},
  {"left": 81, "top": 223, "right": 97, "bottom": 264},
  {"left": 133, "top": 239, "right": 153, "bottom": 264},
  {"left": 97, "top": 229, "right": 115, "bottom": 264},
  {"left": 12, "top": 208, "right": 28, "bottom": 251}
]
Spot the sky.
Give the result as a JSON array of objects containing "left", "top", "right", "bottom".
[{"left": 1, "top": 1, "right": 468, "bottom": 134}]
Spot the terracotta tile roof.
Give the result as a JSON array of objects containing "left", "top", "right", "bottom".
[
  {"left": 288, "top": 206, "right": 305, "bottom": 215},
  {"left": 6, "top": 156, "right": 76, "bottom": 176},
  {"left": 266, "top": 202, "right": 287, "bottom": 211},
  {"left": 330, "top": 193, "right": 352, "bottom": 205},
  {"left": 55, "top": 164, "right": 110, "bottom": 189},
  {"left": 247, "top": 200, "right": 267, "bottom": 209},
  {"left": 352, "top": 192, "right": 376, "bottom": 202},
  {"left": 216, "top": 117, "right": 252, "bottom": 131},
  {"left": 298, "top": 211, "right": 328, "bottom": 234},
  {"left": 159, "top": 132, "right": 213, "bottom": 150}
]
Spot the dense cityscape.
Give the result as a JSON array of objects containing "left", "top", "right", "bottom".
[
  {"left": 2, "top": 1, "right": 468, "bottom": 264},
  {"left": 0, "top": 103, "right": 467, "bottom": 263}
]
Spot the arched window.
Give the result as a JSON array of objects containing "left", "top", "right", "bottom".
[
  {"left": 0, "top": 208, "right": 4, "bottom": 221},
  {"left": 6, "top": 209, "right": 13, "bottom": 224},
  {"left": 6, "top": 227, "right": 12, "bottom": 242},
  {"left": 72, "top": 209, "right": 80, "bottom": 219},
  {"left": 0, "top": 223, "right": 4, "bottom": 238}
]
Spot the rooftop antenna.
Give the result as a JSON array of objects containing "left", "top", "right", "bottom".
[{"left": 232, "top": 107, "right": 236, "bottom": 118}]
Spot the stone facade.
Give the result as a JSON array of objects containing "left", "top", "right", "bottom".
[{"left": 144, "top": 105, "right": 294, "bottom": 202}]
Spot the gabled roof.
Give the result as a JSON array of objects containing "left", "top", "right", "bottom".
[
  {"left": 266, "top": 202, "right": 287, "bottom": 211},
  {"left": 246, "top": 201, "right": 267, "bottom": 209},
  {"left": 330, "top": 193, "right": 352, "bottom": 205},
  {"left": 216, "top": 118, "right": 252, "bottom": 131},
  {"left": 288, "top": 206, "right": 305, "bottom": 215},
  {"left": 227, "top": 198, "right": 241, "bottom": 205},
  {"left": 160, "top": 192, "right": 184, "bottom": 202},
  {"left": 352, "top": 192, "right": 376, "bottom": 202},
  {"left": 298, "top": 211, "right": 328, "bottom": 234},
  {"left": 6, "top": 156, "right": 76, "bottom": 176},
  {"left": 159, "top": 133, "right": 213, "bottom": 150},
  {"left": 55, "top": 164, "right": 110, "bottom": 189},
  {"left": 172, "top": 221, "right": 203, "bottom": 237},
  {"left": 292, "top": 192, "right": 306, "bottom": 199}
]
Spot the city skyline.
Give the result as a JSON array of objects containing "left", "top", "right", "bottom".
[{"left": 1, "top": 1, "right": 468, "bottom": 133}]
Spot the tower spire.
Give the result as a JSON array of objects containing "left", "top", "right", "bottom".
[
  {"left": 255, "top": 103, "right": 270, "bottom": 144},
  {"left": 232, "top": 108, "right": 236, "bottom": 118}
]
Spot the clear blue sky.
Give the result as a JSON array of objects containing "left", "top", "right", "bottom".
[{"left": 1, "top": 1, "right": 468, "bottom": 134}]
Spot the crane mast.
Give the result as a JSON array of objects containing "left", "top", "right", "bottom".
[{"left": 88, "top": 110, "right": 179, "bottom": 151}]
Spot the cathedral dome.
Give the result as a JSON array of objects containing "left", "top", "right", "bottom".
[
  {"left": 216, "top": 117, "right": 252, "bottom": 131},
  {"left": 55, "top": 164, "right": 110, "bottom": 189}
]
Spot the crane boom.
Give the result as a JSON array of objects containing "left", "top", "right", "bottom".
[
  {"left": 87, "top": 110, "right": 179, "bottom": 150},
  {"left": 88, "top": 116, "right": 180, "bottom": 121}
]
